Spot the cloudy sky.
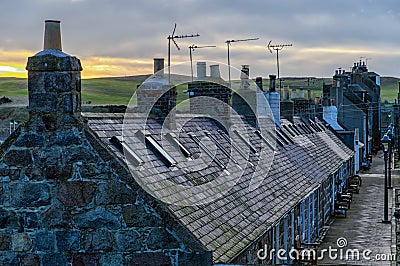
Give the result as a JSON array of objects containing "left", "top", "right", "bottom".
[{"left": 0, "top": 0, "right": 399, "bottom": 78}]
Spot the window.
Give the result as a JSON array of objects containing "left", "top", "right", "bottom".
[
  {"left": 145, "top": 134, "right": 177, "bottom": 167},
  {"left": 277, "top": 128, "right": 294, "bottom": 144},
  {"left": 109, "top": 136, "right": 144, "bottom": 166},
  {"left": 233, "top": 129, "right": 259, "bottom": 155},
  {"left": 135, "top": 130, "right": 177, "bottom": 167},
  {"left": 275, "top": 129, "right": 289, "bottom": 145},
  {"left": 255, "top": 130, "right": 274, "bottom": 150},
  {"left": 204, "top": 131, "right": 239, "bottom": 165},
  {"left": 289, "top": 124, "right": 301, "bottom": 135},
  {"left": 283, "top": 125, "right": 296, "bottom": 137},
  {"left": 165, "top": 132, "right": 191, "bottom": 158},
  {"left": 189, "top": 133, "right": 225, "bottom": 168},
  {"left": 218, "top": 129, "right": 255, "bottom": 167}
]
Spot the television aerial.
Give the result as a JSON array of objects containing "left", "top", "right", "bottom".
[
  {"left": 267, "top": 40, "right": 292, "bottom": 92},
  {"left": 188, "top": 44, "right": 216, "bottom": 82},
  {"left": 225, "top": 38, "right": 259, "bottom": 87}
]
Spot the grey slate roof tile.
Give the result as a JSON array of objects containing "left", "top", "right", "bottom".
[{"left": 85, "top": 113, "right": 353, "bottom": 263}]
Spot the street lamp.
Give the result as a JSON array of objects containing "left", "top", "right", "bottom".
[
  {"left": 387, "top": 128, "right": 393, "bottom": 189},
  {"left": 381, "top": 134, "right": 390, "bottom": 223}
]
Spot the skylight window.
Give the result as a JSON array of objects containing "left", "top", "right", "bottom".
[
  {"left": 217, "top": 129, "right": 254, "bottom": 167},
  {"left": 165, "top": 132, "right": 192, "bottom": 158},
  {"left": 109, "top": 136, "right": 144, "bottom": 166},
  {"left": 233, "top": 129, "right": 259, "bottom": 155},
  {"left": 289, "top": 124, "right": 301, "bottom": 135},
  {"left": 277, "top": 128, "right": 294, "bottom": 144},
  {"left": 135, "top": 130, "right": 177, "bottom": 167},
  {"left": 275, "top": 129, "right": 289, "bottom": 145},
  {"left": 309, "top": 122, "right": 321, "bottom": 132},
  {"left": 204, "top": 131, "right": 239, "bottom": 165},
  {"left": 283, "top": 125, "right": 296, "bottom": 137},
  {"left": 145, "top": 134, "right": 177, "bottom": 167},
  {"left": 189, "top": 133, "right": 225, "bottom": 168},
  {"left": 255, "top": 130, "right": 274, "bottom": 150}
]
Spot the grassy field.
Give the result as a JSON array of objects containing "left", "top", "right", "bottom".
[
  {"left": 0, "top": 75, "right": 398, "bottom": 110},
  {"left": 380, "top": 76, "right": 400, "bottom": 102}
]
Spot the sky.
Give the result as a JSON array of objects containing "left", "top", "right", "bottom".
[{"left": 0, "top": 0, "right": 400, "bottom": 79}]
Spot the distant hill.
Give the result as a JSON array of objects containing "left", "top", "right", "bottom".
[{"left": 0, "top": 75, "right": 398, "bottom": 105}]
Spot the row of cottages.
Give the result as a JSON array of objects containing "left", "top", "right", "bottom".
[
  {"left": 86, "top": 58, "right": 355, "bottom": 265},
  {"left": 322, "top": 62, "right": 381, "bottom": 169},
  {"left": 0, "top": 20, "right": 353, "bottom": 265}
]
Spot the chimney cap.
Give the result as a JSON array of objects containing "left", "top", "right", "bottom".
[{"left": 45, "top": 19, "right": 61, "bottom": 23}]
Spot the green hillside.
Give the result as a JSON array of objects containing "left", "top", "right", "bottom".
[
  {"left": 0, "top": 75, "right": 398, "bottom": 106},
  {"left": 380, "top": 77, "right": 400, "bottom": 102}
]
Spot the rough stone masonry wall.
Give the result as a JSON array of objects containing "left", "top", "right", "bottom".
[
  {"left": 0, "top": 51, "right": 211, "bottom": 265},
  {"left": 0, "top": 123, "right": 211, "bottom": 266}
]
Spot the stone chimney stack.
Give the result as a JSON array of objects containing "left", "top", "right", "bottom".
[
  {"left": 137, "top": 58, "right": 175, "bottom": 124},
  {"left": 281, "top": 87, "right": 294, "bottom": 122},
  {"left": 26, "top": 20, "right": 82, "bottom": 131}
]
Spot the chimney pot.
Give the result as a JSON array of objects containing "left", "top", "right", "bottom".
[
  {"left": 299, "top": 89, "right": 305, "bottom": 98},
  {"left": 269, "top": 75, "right": 276, "bottom": 92},
  {"left": 256, "top": 77, "right": 263, "bottom": 91},
  {"left": 291, "top": 89, "right": 296, "bottom": 99},
  {"left": 154, "top": 58, "right": 164, "bottom": 77},
  {"left": 197, "top": 62, "right": 206, "bottom": 78},
  {"left": 210, "top": 64, "right": 221, "bottom": 78},
  {"left": 240, "top": 65, "right": 250, "bottom": 79},
  {"left": 284, "top": 88, "right": 290, "bottom": 100},
  {"left": 44, "top": 20, "right": 62, "bottom": 51}
]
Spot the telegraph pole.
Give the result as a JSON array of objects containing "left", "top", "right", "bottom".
[
  {"left": 225, "top": 38, "right": 259, "bottom": 88},
  {"left": 267, "top": 40, "right": 292, "bottom": 94}
]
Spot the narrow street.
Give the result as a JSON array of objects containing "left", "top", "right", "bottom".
[{"left": 318, "top": 151, "right": 395, "bottom": 265}]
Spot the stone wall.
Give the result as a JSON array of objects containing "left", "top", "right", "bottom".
[{"left": 0, "top": 123, "right": 211, "bottom": 265}]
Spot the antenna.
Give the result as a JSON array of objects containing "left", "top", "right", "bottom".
[
  {"left": 360, "top": 56, "right": 372, "bottom": 66},
  {"left": 166, "top": 23, "right": 199, "bottom": 109},
  {"left": 267, "top": 40, "right": 292, "bottom": 94},
  {"left": 188, "top": 44, "right": 216, "bottom": 82},
  {"left": 225, "top": 38, "right": 259, "bottom": 88}
]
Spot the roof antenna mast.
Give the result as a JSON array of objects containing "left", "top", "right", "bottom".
[
  {"left": 166, "top": 23, "right": 199, "bottom": 109},
  {"left": 188, "top": 44, "right": 216, "bottom": 82},
  {"left": 267, "top": 40, "right": 292, "bottom": 94},
  {"left": 225, "top": 37, "right": 259, "bottom": 88}
]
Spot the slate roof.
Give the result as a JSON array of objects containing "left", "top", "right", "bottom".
[{"left": 84, "top": 113, "right": 354, "bottom": 263}]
